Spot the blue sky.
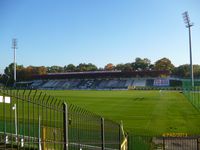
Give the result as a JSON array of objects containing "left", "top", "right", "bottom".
[{"left": 0, "top": 0, "right": 200, "bottom": 73}]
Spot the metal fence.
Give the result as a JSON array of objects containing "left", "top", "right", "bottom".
[
  {"left": 0, "top": 89, "right": 125, "bottom": 150},
  {"left": 182, "top": 80, "right": 200, "bottom": 111}
]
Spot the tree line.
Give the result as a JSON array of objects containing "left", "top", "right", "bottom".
[{"left": 1, "top": 57, "right": 200, "bottom": 84}]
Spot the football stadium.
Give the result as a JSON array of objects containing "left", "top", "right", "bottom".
[
  {"left": 1, "top": 1, "right": 200, "bottom": 150},
  {"left": 1, "top": 69, "right": 200, "bottom": 149}
]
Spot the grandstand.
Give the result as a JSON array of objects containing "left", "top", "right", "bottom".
[
  {"left": 16, "top": 70, "right": 182, "bottom": 90},
  {"left": 132, "top": 79, "right": 146, "bottom": 87}
]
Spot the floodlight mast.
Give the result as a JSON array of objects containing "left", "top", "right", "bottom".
[
  {"left": 182, "top": 11, "right": 194, "bottom": 87},
  {"left": 12, "top": 39, "right": 17, "bottom": 85}
]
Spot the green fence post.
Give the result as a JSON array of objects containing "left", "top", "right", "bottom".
[
  {"left": 101, "top": 117, "right": 105, "bottom": 150},
  {"left": 163, "top": 137, "right": 165, "bottom": 150},
  {"left": 119, "top": 124, "right": 121, "bottom": 150},
  {"left": 63, "top": 102, "right": 69, "bottom": 150},
  {"left": 38, "top": 115, "right": 41, "bottom": 150}
]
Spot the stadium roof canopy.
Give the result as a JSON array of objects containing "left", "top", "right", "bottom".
[{"left": 32, "top": 70, "right": 170, "bottom": 80}]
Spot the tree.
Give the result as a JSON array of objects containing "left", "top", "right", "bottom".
[
  {"left": 115, "top": 63, "right": 132, "bottom": 71},
  {"left": 154, "top": 57, "right": 174, "bottom": 72},
  {"left": 3, "top": 63, "right": 48, "bottom": 82},
  {"left": 115, "top": 64, "right": 125, "bottom": 71},
  {"left": 37, "top": 66, "right": 47, "bottom": 75},
  {"left": 123, "top": 63, "right": 133, "bottom": 71},
  {"left": 4, "top": 63, "right": 15, "bottom": 79},
  {"left": 132, "top": 57, "right": 151, "bottom": 71},
  {"left": 4, "top": 63, "right": 26, "bottom": 83},
  {"left": 86, "top": 63, "right": 98, "bottom": 71},
  {"left": 172, "top": 64, "right": 189, "bottom": 78},
  {"left": 76, "top": 63, "right": 98, "bottom": 72},
  {"left": 172, "top": 64, "right": 200, "bottom": 78},
  {"left": 47, "top": 66, "right": 64, "bottom": 73},
  {"left": 149, "top": 64, "right": 154, "bottom": 70},
  {"left": 0, "top": 74, "right": 11, "bottom": 85},
  {"left": 104, "top": 63, "right": 115, "bottom": 71},
  {"left": 193, "top": 65, "right": 200, "bottom": 78},
  {"left": 64, "top": 64, "right": 76, "bottom": 72},
  {"left": 16, "top": 66, "right": 47, "bottom": 81}
]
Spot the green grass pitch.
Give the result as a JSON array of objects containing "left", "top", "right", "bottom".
[{"left": 44, "top": 90, "right": 200, "bottom": 136}]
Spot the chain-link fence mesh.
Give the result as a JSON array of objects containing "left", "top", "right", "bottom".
[
  {"left": 0, "top": 89, "right": 124, "bottom": 150},
  {"left": 182, "top": 79, "right": 200, "bottom": 111}
]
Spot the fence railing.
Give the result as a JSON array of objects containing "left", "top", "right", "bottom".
[
  {"left": 182, "top": 80, "right": 200, "bottom": 111},
  {"left": 0, "top": 89, "right": 125, "bottom": 150}
]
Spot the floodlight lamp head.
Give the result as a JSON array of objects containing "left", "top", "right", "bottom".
[
  {"left": 182, "top": 11, "right": 188, "bottom": 17},
  {"left": 182, "top": 11, "right": 193, "bottom": 28},
  {"left": 12, "top": 38, "right": 18, "bottom": 49}
]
